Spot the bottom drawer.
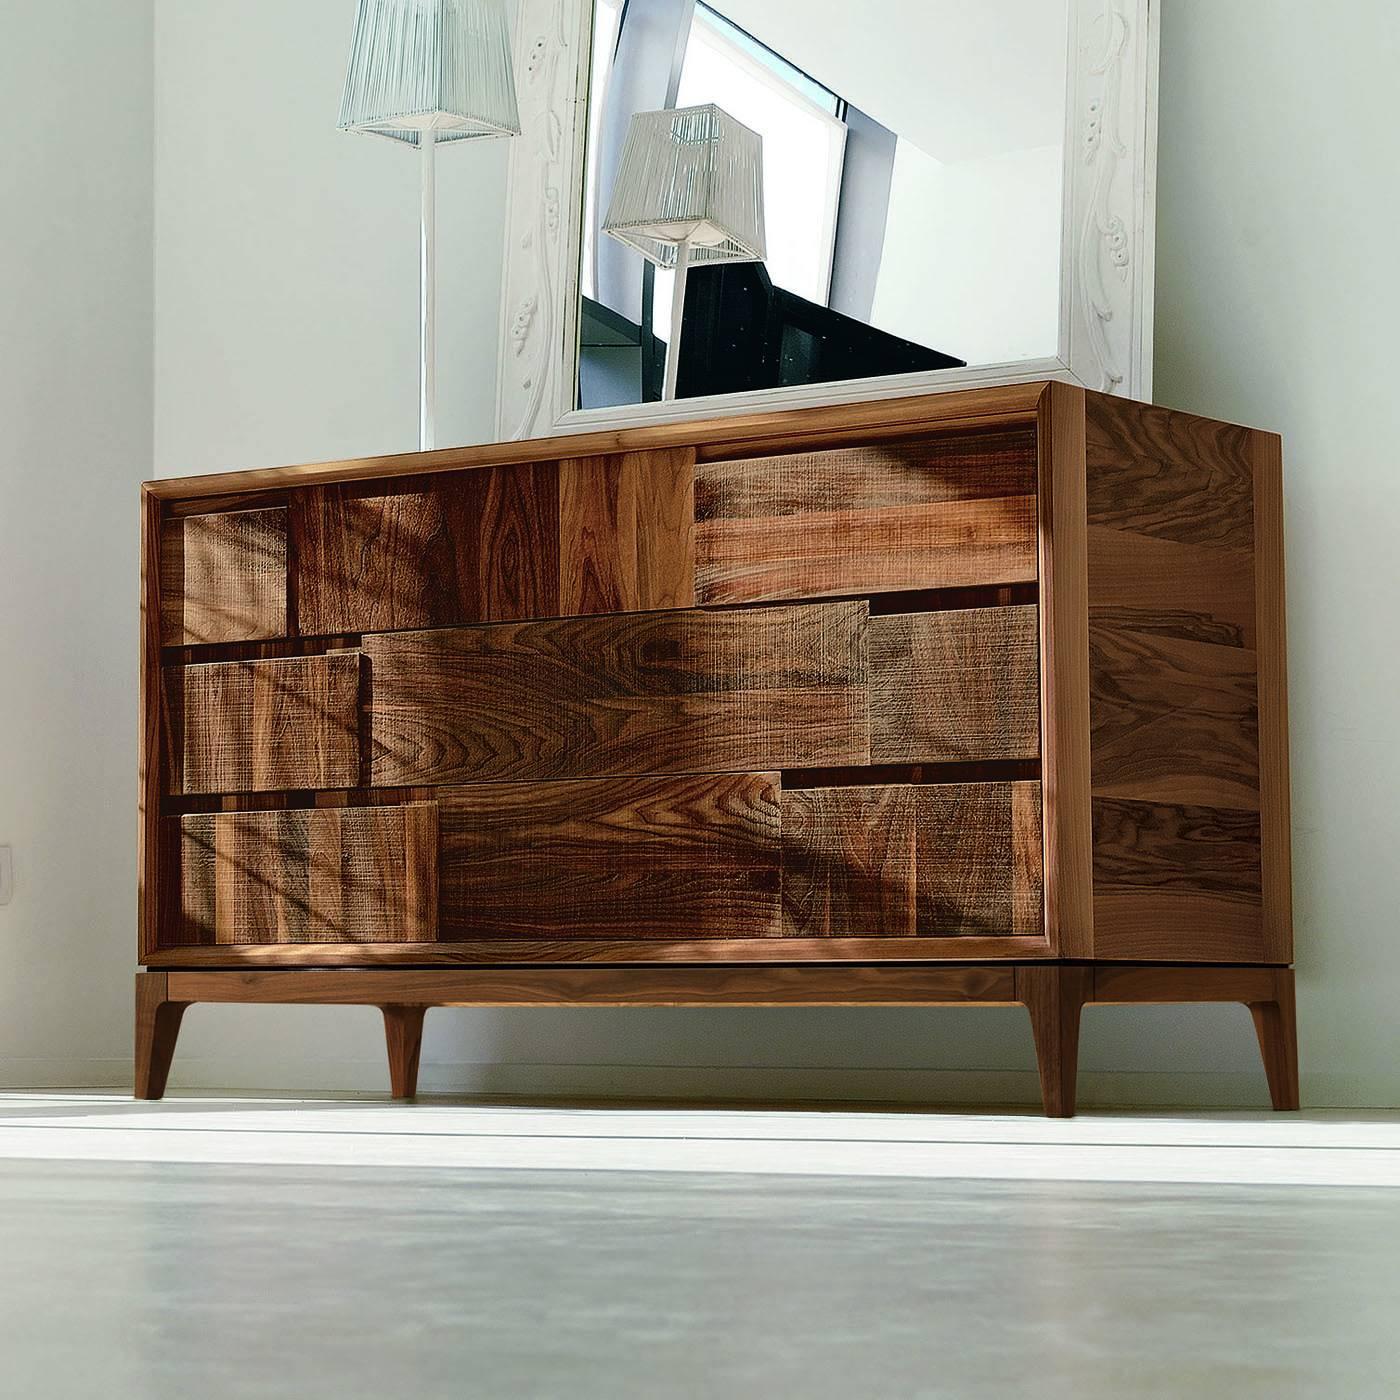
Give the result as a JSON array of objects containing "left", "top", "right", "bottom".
[{"left": 165, "top": 780, "right": 1042, "bottom": 947}]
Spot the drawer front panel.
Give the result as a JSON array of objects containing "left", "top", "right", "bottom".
[
  {"left": 782, "top": 782, "right": 1043, "bottom": 937},
  {"left": 287, "top": 451, "right": 696, "bottom": 637},
  {"left": 165, "top": 654, "right": 363, "bottom": 795},
  {"left": 439, "top": 774, "right": 782, "bottom": 939},
  {"left": 871, "top": 605, "right": 1040, "bottom": 762},
  {"left": 694, "top": 434, "right": 1038, "bottom": 605},
  {"left": 290, "top": 464, "right": 560, "bottom": 636},
  {"left": 176, "top": 804, "right": 437, "bottom": 944},
  {"left": 364, "top": 603, "right": 870, "bottom": 786},
  {"left": 160, "top": 508, "right": 288, "bottom": 645},
  {"left": 559, "top": 450, "right": 696, "bottom": 615}
]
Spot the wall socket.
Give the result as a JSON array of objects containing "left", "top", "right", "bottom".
[{"left": 0, "top": 846, "right": 12, "bottom": 906}]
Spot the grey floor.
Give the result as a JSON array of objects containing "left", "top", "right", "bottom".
[{"left": 2, "top": 1154, "right": 1398, "bottom": 1398}]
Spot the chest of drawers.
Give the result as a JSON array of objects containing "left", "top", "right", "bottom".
[{"left": 135, "top": 382, "right": 1296, "bottom": 1114}]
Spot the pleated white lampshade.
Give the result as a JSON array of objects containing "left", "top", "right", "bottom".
[
  {"left": 338, "top": 0, "right": 521, "bottom": 143},
  {"left": 603, "top": 104, "right": 767, "bottom": 270}
]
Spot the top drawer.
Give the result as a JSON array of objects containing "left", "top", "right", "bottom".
[
  {"left": 157, "top": 429, "right": 1039, "bottom": 645},
  {"left": 694, "top": 432, "right": 1038, "bottom": 605}
]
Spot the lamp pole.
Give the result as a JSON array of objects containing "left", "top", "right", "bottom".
[
  {"left": 662, "top": 234, "right": 692, "bottom": 402},
  {"left": 419, "top": 127, "right": 437, "bottom": 451}
]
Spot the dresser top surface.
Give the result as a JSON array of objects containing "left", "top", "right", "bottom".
[{"left": 145, "top": 381, "right": 1061, "bottom": 504}]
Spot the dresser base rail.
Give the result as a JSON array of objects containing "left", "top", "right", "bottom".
[{"left": 134, "top": 963, "right": 1298, "bottom": 1117}]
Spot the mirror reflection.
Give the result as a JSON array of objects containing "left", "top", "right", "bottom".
[{"left": 578, "top": 0, "right": 1070, "bottom": 411}]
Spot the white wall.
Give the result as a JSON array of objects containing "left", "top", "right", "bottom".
[
  {"left": 154, "top": 0, "right": 510, "bottom": 474},
  {"left": 0, "top": 1, "right": 154, "bottom": 1086}
]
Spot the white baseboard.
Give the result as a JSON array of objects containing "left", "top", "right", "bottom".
[{"left": 7, "top": 1057, "right": 1392, "bottom": 1109}]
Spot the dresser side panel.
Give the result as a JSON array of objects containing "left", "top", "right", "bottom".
[{"left": 1084, "top": 393, "right": 1276, "bottom": 962}]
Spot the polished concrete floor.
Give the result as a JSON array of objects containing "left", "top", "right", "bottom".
[{"left": 2, "top": 1096, "right": 1398, "bottom": 1399}]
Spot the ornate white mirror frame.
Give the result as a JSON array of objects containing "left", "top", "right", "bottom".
[{"left": 496, "top": 0, "right": 1158, "bottom": 442}]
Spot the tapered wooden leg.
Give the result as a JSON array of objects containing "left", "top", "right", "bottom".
[
  {"left": 135, "top": 972, "right": 189, "bottom": 1101},
  {"left": 1248, "top": 969, "right": 1299, "bottom": 1111},
  {"left": 381, "top": 1006, "right": 428, "bottom": 1099},
  {"left": 1017, "top": 965, "right": 1092, "bottom": 1118}
]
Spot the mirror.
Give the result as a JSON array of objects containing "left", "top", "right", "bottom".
[
  {"left": 579, "top": 0, "right": 1069, "bottom": 411},
  {"left": 496, "top": 0, "right": 1157, "bottom": 440}
]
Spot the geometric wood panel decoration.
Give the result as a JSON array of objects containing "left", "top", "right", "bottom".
[
  {"left": 290, "top": 463, "right": 560, "bottom": 636},
  {"left": 164, "top": 653, "right": 363, "bottom": 795},
  {"left": 138, "top": 382, "right": 1296, "bottom": 1117},
  {"left": 438, "top": 773, "right": 781, "bottom": 939},
  {"left": 781, "top": 782, "right": 1042, "bottom": 937},
  {"left": 177, "top": 804, "right": 437, "bottom": 943},
  {"left": 363, "top": 603, "right": 870, "bottom": 787},
  {"left": 694, "top": 432, "right": 1039, "bottom": 605},
  {"left": 559, "top": 448, "right": 696, "bottom": 615},
  {"left": 870, "top": 605, "right": 1041, "bottom": 763},
  {"left": 1083, "top": 394, "right": 1281, "bottom": 964},
  {"left": 159, "top": 508, "right": 288, "bottom": 646},
  {"left": 1090, "top": 797, "right": 1262, "bottom": 960}
]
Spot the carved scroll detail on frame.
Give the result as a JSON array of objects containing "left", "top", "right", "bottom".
[
  {"left": 497, "top": 0, "right": 592, "bottom": 442},
  {"left": 1067, "top": 0, "right": 1157, "bottom": 396}
]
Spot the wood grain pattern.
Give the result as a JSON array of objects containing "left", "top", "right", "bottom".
[
  {"left": 140, "top": 490, "right": 166, "bottom": 962},
  {"left": 165, "top": 653, "right": 363, "bottom": 795},
  {"left": 438, "top": 774, "right": 781, "bottom": 939},
  {"left": 174, "top": 804, "right": 437, "bottom": 944},
  {"left": 1083, "top": 390, "right": 1278, "bottom": 965},
  {"left": 291, "top": 463, "right": 559, "bottom": 636},
  {"left": 559, "top": 449, "right": 695, "bottom": 614},
  {"left": 1085, "top": 396, "right": 1255, "bottom": 550},
  {"left": 1093, "top": 965, "right": 1280, "bottom": 1003},
  {"left": 780, "top": 782, "right": 1043, "bottom": 938},
  {"left": 1251, "top": 430, "right": 1293, "bottom": 963},
  {"left": 698, "top": 496, "right": 1038, "bottom": 605},
  {"left": 695, "top": 431, "right": 1037, "bottom": 518},
  {"left": 1091, "top": 796, "right": 1264, "bottom": 961},
  {"left": 1086, "top": 526, "right": 1256, "bottom": 648},
  {"left": 1037, "top": 383, "right": 1094, "bottom": 958},
  {"left": 870, "top": 605, "right": 1040, "bottom": 763},
  {"left": 160, "top": 508, "right": 288, "bottom": 646},
  {"left": 364, "top": 603, "right": 869, "bottom": 787},
  {"left": 1089, "top": 623, "right": 1259, "bottom": 809},
  {"left": 695, "top": 435, "right": 1037, "bottom": 605},
  {"left": 144, "top": 936, "right": 1055, "bottom": 968},
  {"left": 1012, "top": 783, "right": 1045, "bottom": 936},
  {"left": 780, "top": 786, "right": 917, "bottom": 937},
  {"left": 164, "top": 964, "right": 1021, "bottom": 1007}
]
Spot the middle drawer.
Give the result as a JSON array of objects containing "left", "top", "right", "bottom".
[{"left": 163, "top": 603, "right": 1039, "bottom": 795}]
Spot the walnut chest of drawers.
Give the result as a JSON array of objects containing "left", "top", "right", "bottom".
[{"left": 136, "top": 382, "right": 1296, "bottom": 1115}]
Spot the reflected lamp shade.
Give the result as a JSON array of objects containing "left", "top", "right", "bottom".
[
  {"left": 337, "top": 0, "right": 521, "bottom": 143},
  {"left": 602, "top": 104, "right": 766, "bottom": 269}
]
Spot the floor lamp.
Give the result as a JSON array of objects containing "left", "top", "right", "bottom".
[
  {"left": 338, "top": 0, "right": 521, "bottom": 450},
  {"left": 602, "top": 105, "right": 766, "bottom": 402}
]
